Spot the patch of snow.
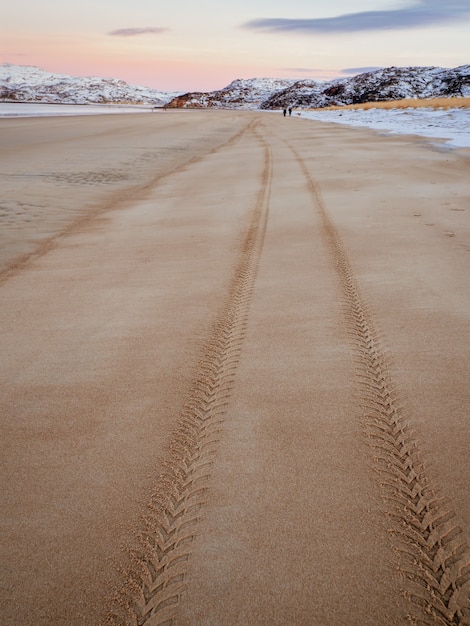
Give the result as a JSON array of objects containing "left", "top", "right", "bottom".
[{"left": 299, "top": 107, "right": 470, "bottom": 148}]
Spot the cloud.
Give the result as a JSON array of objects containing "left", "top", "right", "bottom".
[
  {"left": 281, "top": 67, "right": 386, "bottom": 80},
  {"left": 242, "top": 0, "right": 470, "bottom": 34},
  {"left": 340, "top": 67, "right": 384, "bottom": 75},
  {"left": 283, "top": 67, "right": 324, "bottom": 73},
  {"left": 108, "top": 27, "right": 169, "bottom": 37}
]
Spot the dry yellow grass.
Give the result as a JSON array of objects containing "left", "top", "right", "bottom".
[{"left": 311, "top": 96, "right": 470, "bottom": 111}]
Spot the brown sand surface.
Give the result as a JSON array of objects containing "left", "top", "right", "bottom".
[{"left": 1, "top": 111, "right": 469, "bottom": 625}]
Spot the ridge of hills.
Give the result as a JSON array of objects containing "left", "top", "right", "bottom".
[
  {"left": 1, "top": 63, "right": 469, "bottom": 110},
  {"left": 166, "top": 65, "right": 470, "bottom": 109}
]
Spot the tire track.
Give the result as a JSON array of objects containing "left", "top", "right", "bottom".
[
  {"left": 106, "top": 127, "right": 272, "bottom": 626},
  {"left": 285, "top": 140, "right": 470, "bottom": 625}
]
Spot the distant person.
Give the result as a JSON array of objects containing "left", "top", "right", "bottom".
[
  {"left": 288, "top": 107, "right": 292, "bottom": 116},
  {"left": 283, "top": 108, "right": 287, "bottom": 117}
]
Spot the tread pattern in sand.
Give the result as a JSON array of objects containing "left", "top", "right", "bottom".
[
  {"left": 107, "top": 128, "right": 272, "bottom": 626},
  {"left": 286, "top": 141, "right": 470, "bottom": 626}
]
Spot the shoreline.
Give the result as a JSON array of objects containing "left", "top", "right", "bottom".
[{"left": 1, "top": 100, "right": 469, "bottom": 150}]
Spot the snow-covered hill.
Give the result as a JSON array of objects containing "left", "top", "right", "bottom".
[
  {"left": 260, "top": 65, "right": 470, "bottom": 109},
  {"left": 0, "top": 64, "right": 179, "bottom": 106},
  {"left": 165, "top": 78, "right": 297, "bottom": 109}
]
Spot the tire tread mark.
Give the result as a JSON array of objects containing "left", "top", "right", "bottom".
[
  {"left": 286, "top": 141, "right": 470, "bottom": 626},
  {"left": 106, "top": 126, "right": 272, "bottom": 626}
]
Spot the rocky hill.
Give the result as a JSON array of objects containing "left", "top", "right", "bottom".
[
  {"left": 260, "top": 65, "right": 470, "bottom": 109},
  {"left": 165, "top": 78, "right": 297, "bottom": 109},
  {"left": 0, "top": 64, "right": 178, "bottom": 106}
]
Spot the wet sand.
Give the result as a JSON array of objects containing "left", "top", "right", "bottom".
[{"left": 1, "top": 111, "right": 469, "bottom": 625}]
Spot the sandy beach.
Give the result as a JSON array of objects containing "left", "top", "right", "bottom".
[{"left": 1, "top": 110, "right": 469, "bottom": 625}]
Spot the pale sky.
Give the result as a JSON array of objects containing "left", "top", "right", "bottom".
[{"left": 2, "top": 0, "right": 470, "bottom": 92}]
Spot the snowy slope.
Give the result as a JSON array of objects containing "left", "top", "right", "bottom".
[
  {"left": 299, "top": 107, "right": 470, "bottom": 149},
  {"left": 0, "top": 64, "right": 179, "bottom": 106}
]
